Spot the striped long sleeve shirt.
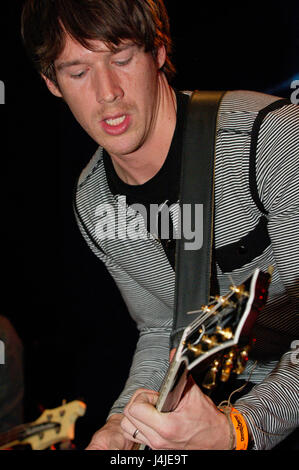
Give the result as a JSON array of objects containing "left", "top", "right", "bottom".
[{"left": 74, "top": 90, "right": 299, "bottom": 449}]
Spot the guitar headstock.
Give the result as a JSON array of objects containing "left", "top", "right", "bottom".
[
  {"left": 176, "top": 268, "right": 271, "bottom": 390},
  {"left": 22, "top": 400, "right": 86, "bottom": 450}
]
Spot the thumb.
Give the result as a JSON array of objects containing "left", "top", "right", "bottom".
[
  {"left": 126, "top": 390, "right": 159, "bottom": 419},
  {"left": 134, "top": 389, "right": 159, "bottom": 405}
]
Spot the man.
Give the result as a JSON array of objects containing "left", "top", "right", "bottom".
[
  {"left": 0, "top": 315, "right": 24, "bottom": 434},
  {"left": 21, "top": 0, "right": 298, "bottom": 450}
]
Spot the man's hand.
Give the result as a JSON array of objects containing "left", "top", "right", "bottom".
[
  {"left": 121, "top": 381, "right": 235, "bottom": 450},
  {"left": 85, "top": 414, "right": 133, "bottom": 450}
]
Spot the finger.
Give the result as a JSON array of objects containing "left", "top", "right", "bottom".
[
  {"left": 122, "top": 428, "right": 149, "bottom": 447},
  {"left": 169, "top": 348, "right": 176, "bottom": 362},
  {"left": 126, "top": 388, "right": 159, "bottom": 408},
  {"left": 125, "top": 390, "right": 159, "bottom": 421},
  {"left": 121, "top": 416, "right": 147, "bottom": 444},
  {"left": 123, "top": 394, "right": 173, "bottom": 449},
  {"left": 121, "top": 413, "right": 168, "bottom": 449}
]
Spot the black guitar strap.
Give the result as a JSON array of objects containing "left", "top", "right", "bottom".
[{"left": 171, "top": 90, "right": 226, "bottom": 348}]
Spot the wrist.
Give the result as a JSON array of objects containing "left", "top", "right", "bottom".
[
  {"left": 107, "top": 413, "right": 123, "bottom": 423},
  {"left": 230, "top": 408, "right": 249, "bottom": 450},
  {"left": 218, "top": 408, "right": 236, "bottom": 450},
  {"left": 219, "top": 407, "right": 249, "bottom": 450}
]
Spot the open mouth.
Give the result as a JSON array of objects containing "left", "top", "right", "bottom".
[
  {"left": 101, "top": 114, "right": 131, "bottom": 135},
  {"left": 105, "top": 115, "right": 126, "bottom": 126}
]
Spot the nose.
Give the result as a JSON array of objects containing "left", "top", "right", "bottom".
[{"left": 93, "top": 65, "right": 124, "bottom": 104}]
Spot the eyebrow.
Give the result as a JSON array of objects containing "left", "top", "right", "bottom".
[
  {"left": 56, "top": 44, "right": 134, "bottom": 72},
  {"left": 56, "top": 59, "right": 86, "bottom": 71}
]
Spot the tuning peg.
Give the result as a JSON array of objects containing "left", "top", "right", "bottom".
[
  {"left": 229, "top": 284, "right": 249, "bottom": 297},
  {"left": 201, "top": 304, "right": 212, "bottom": 313},
  {"left": 201, "top": 334, "right": 218, "bottom": 349},
  {"left": 233, "top": 346, "right": 250, "bottom": 375},
  {"left": 268, "top": 265, "right": 274, "bottom": 276},
  {"left": 202, "top": 358, "right": 221, "bottom": 390},
  {"left": 214, "top": 295, "right": 232, "bottom": 308},
  {"left": 187, "top": 343, "right": 203, "bottom": 356},
  {"left": 220, "top": 349, "right": 236, "bottom": 382},
  {"left": 215, "top": 326, "right": 233, "bottom": 341}
]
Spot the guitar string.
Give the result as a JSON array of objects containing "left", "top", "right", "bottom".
[
  {"left": 181, "top": 292, "right": 236, "bottom": 355},
  {"left": 0, "top": 421, "right": 60, "bottom": 448}
]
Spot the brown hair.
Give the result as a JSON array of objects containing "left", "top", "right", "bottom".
[{"left": 21, "top": 0, "right": 176, "bottom": 87}]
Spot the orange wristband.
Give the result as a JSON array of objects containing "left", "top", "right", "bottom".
[{"left": 230, "top": 408, "right": 249, "bottom": 450}]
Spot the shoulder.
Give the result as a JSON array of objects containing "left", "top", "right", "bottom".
[
  {"left": 218, "top": 90, "right": 290, "bottom": 132},
  {"left": 220, "top": 90, "right": 283, "bottom": 113},
  {"left": 77, "top": 146, "right": 104, "bottom": 188},
  {"left": 254, "top": 98, "right": 299, "bottom": 213},
  {"left": 219, "top": 89, "right": 298, "bottom": 133},
  {"left": 183, "top": 89, "right": 283, "bottom": 113}
]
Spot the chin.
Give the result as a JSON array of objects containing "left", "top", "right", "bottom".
[{"left": 101, "top": 138, "right": 144, "bottom": 159}]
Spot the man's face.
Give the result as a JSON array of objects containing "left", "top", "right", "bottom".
[{"left": 44, "top": 35, "right": 166, "bottom": 159}]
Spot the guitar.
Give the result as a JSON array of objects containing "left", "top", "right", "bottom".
[
  {"left": 134, "top": 267, "right": 272, "bottom": 450},
  {"left": 0, "top": 400, "right": 86, "bottom": 450}
]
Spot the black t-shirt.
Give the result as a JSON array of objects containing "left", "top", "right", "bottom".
[{"left": 103, "top": 90, "right": 189, "bottom": 268}]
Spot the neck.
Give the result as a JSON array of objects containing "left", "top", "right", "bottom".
[
  {"left": 110, "top": 75, "right": 177, "bottom": 185},
  {"left": 0, "top": 424, "right": 28, "bottom": 448}
]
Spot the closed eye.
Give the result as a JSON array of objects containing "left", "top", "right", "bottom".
[
  {"left": 114, "top": 57, "right": 132, "bottom": 66},
  {"left": 70, "top": 71, "right": 86, "bottom": 79}
]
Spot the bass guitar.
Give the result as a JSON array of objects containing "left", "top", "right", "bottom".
[{"left": 0, "top": 400, "right": 86, "bottom": 450}]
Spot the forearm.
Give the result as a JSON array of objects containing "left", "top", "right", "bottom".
[
  {"left": 108, "top": 327, "right": 171, "bottom": 418},
  {"left": 234, "top": 349, "right": 299, "bottom": 449}
]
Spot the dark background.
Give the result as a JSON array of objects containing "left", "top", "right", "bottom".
[{"left": 1, "top": 1, "right": 299, "bottom": 449}]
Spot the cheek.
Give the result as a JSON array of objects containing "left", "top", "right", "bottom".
[
  {"left": 129, "top": 67, "right": 159, "bottom": 115},
  {"left": 64, "top": 91, "right": 95, "bottom": 131},
  {"left": 126, "top": 54, "right": 159, "bottom": 97},
  {"left": 58, "top": 77, "right": 92, "bottom": 117}
]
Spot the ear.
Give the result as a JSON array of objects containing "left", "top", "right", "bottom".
[
  {"left": 41, "top": 74, "right": 63, "bottom": 98},
  {"left": 156, "top": 45, "right": 166, "bottom": 70}
]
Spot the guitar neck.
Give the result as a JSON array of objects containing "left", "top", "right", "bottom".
[
  {"left": 157, "top": 358, "right": 189, "bottom": 413},
  {"left": 133, "top": 357, "right": 190, "bottom": 450},
  {"left": 0, "top": 424, "right": 28, "bottom": 449}
]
